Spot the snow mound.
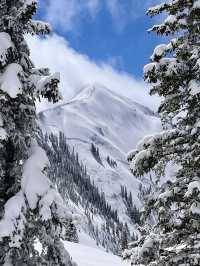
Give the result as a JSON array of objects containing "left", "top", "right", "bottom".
[
  {"left": 64, "top": 241, "right": 129, "bottom": 266},
  {"left": 0, "top": 63, "right": 22, "bottom": 98}
]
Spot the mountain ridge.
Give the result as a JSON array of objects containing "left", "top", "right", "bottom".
[{"left": 40, "top": 82, "right": 157, "bottom": 118}]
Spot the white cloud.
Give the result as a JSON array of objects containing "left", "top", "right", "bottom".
[
  {"left": 43, "top": 0, "right": 100, "bottom": 33},
  {"left": 105, "top": 0, "right": 162, "bottom": 32},
  {"left": 27, "top": 34, "right": 160, "bottom": 112},
  {"left": 41, "top": 0, "right": 163, "bottom": 33},
  {"left": 87, "top": 0, "right": 100, "bottom": 17},
  {"left": 105, "top": 0, "right": 128, "bottom": 32}
]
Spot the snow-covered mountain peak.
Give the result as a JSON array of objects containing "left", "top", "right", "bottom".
[
  {"left": 39, "top": 83, "right": 161, "bottom": 250},
  {"left": 42, "top": 83, "right": 160, "bottom": 153},
  {"left": 40, "top": 82, "right": 161, "bottom": 196},
  {"left": 72, "top": 82, "right": 156, "bottom": 117},
  {"left": 72, "top": 83, "right": 100, "bottom": 102}
]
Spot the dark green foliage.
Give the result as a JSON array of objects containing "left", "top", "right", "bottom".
[
  {"left": 107, "top": 156, "right": 117, "bottom": 168},
  {"left": 64, "top": 219, "right": 79, "bottom": 243},
  {"left": 120, "top": 185, "right": 141, "bottom": 225},
  {"left": 138, "top": 183, "right": 152, "bottom": 202},
  {"left": 91, "top": 143, "right": 103, "bottom": 166},
  {"left": 120, "top": 224, "right": 129, "bottom": 252}
]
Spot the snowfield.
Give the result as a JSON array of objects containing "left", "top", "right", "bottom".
[{"left": 64, "top": 241, "right": 129, "bottom": 266}]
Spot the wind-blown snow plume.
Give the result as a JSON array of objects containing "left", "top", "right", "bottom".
[{"left": 28, "top": 34, "right": 160, "bottom": 112}]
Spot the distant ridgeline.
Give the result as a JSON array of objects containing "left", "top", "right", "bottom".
[{"left": 38, "top": 131, "right": 140, "bottom": 254}]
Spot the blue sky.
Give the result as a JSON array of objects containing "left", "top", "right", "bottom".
[
  {"left": 30, "top": 0, "right": 162, "bottom": 112},
  {"left": 37, "top": 0, "right": 162, "bottom": 78}
]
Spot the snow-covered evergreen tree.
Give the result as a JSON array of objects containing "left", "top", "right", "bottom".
[
  {"left": 0, "top": 1, "right": 76, "bottom": 265},
  {"left": 124, "top": 0, "right": 200, "bottom": 265}
]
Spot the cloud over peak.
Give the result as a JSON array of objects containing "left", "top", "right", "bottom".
[{"left": 27, "top": 34, "right": 159, "bottom": 112}]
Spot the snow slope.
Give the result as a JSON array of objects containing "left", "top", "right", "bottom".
[
  {"left": 35, "top": 231, "right": 128, "bottom": 266},
  {"left": 64, "top": 241, "right": 129, "bottom": 266},
  {"left": 39, "top": 83, "right": 160, "bottom": 231}
]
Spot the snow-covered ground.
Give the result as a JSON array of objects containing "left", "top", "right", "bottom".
[
  {"left": 35, "top": 230, "right": 129, "bottom": 266},
  {"left": 64, "top": 241, "right": 129, "bottom": 266}
]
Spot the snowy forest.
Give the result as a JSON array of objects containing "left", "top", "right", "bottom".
[{"left": 0, "top": 0, "right": 200, "bottom": 266}]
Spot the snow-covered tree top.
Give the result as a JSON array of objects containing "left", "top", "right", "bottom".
[
  {"left": 0, "top": 0, "right": 60, "bottom": 102},
  {"left": 143, "top": 0, "right": 200, "bottom": 127},
  {"left": 126, "top": 1, "right": 200, "bottom": 265}
]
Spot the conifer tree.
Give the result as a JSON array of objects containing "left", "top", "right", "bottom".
[
  {"left": 0, "top": 1, "right": 76, "bottom": 265},
  {"left": 120, "top": 227, "right": 128, "bottom": 253},
  {"left": 124, "top": 0, "right": 200, "bottom": 265}
]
